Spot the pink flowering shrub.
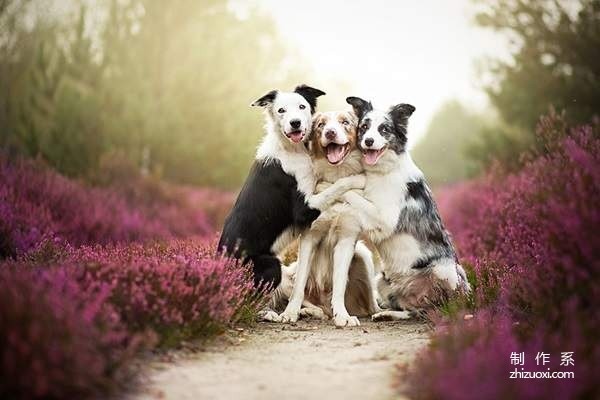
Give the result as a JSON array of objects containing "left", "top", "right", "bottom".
[
  {"left": 402, "top": 115, "right": 600, "bottom": 399},
  {"left": 68, "top": 239, "right": 261, "bottom": 346},
  {"left": 0, "top": 239, "right": 260, "bottom": 398},
  {"left": 0, "top": 156, "right": 219, "bottom": 257},
  {"left": 0, "top": 266, "right": 140, "bottom": 399},
  {"left": 0, "top": 156, "right": 254, "bottom": 398}
]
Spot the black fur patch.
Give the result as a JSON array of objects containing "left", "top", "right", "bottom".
[
  {"left": 396, "top": 179, "right": 457, "bottom": 262},
  {"left": 218, "top": 159, "right": 319, "bottom": 288},
  {"left": 387, "top": 104, "right": 414, "bottom": 153},
  {"left": 389, "top": 103, "right": 415, "bottom": 128},
  {"left": 406, "top": 180, "right": 433, "bottom": 213},
  {"left": 294, "top": 84, "right": 326, "bottom": 113},
  {"left": 251, "top": 90, "right": 278, "bottom": 107},
  {"left": 411, "top": 255, "right": 436, "bottom": 270},
  {"left": 346, "top": 96, "right": 373, "bottom": 120}
]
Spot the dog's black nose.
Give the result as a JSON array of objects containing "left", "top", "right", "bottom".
[
  {"left": 364, "top": 138, "right": 374, "bottom": 147},
  {"left": 325, "top": 130, "right": 336, "bottom": 140},
  {"left": 290, "top": 119, "right": 301, "bottom": 129}
]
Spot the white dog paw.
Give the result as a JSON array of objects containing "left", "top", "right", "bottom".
[
  {"left": 344, "top": 174, "right": 366, "bottom": 190},
  {"left": 316, "top": 181, "right": 332, "bottom": 192},
  {"left": 277, "top": 310, "right": 300, "bottom": 323},
  {"left": 334, "top": 313, "right": 360, "bottom": 327},
  {"left": 258, "top": 309, "right": 280, "bottom": 322},
  {"left": 372, "top": 310, "right": 412, "bottom": 321}
]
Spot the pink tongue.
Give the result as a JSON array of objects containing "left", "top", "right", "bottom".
[
  {"left": 289, "top": 132, "right": 303, "bottom": 143},
  {"left": 326, "top": 144, "right": 345, "bottom": 163},
  {"left": 364, "top": 150, "right": 380, "bottom": 165}
]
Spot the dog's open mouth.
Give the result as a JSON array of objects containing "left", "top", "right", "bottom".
[
  {"left": 325, "top": 143, "right": 350, "bottom": 165},
  {"left": 286, "top": 131, "right": 304, "bottom": 143},
  {"left": 363, "top": 147, "right": 386, "bottom": 165}
]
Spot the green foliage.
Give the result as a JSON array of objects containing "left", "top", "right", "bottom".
[
  {"left": 436, "top": 262, "right": 477, "bottom": 318},
  {"left": 464, "top": 118, "right": 530, "bottom": 173},
  {"left": 411, "top": 101, "right": 491, "bottom": 186},
  {"left": 0, "top": 0, "right": 308, "bottom": 187},
  {"left": 472, "top": 0, "right": 600, "bottom": 168}
]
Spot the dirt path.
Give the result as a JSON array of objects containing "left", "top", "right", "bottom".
[{"left": 133, "top": 319, "right": 430, "bottom": 400}]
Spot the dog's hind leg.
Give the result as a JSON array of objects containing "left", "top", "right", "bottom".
[
  {"left": 258, "top": 261, "right": 297, "bottom": 322},
  {"left": 250, "top": 254, "right": 282, "bottom": 290},
  {"left": 354, "top": 241, "right": 382, "bottom": 313},
  {"left": 299, "top": 299, "right": 328, "bottom": 320},
  {"left": 277, "top": 232, "right": 319, "bottom": 323},
  {"left": 371, "top": 310, "right": 414, "bottom": 321}
]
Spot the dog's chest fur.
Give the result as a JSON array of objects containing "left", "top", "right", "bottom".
[
  {"left": 254, "top": 126, "right": 317, "bottom": 254},
  {"left": 256, "top": 130, "right": 315, "bottom": 196},
  {"left": 363, "top": 152, "right": 423, "bottom": 242}
]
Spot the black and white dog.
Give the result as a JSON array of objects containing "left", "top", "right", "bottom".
[
  {"left": 339, "top": 97, "right": 471, "bottom": 320},
  {"left": 218, "top": 85, "right": 364, "bottom": 289}
]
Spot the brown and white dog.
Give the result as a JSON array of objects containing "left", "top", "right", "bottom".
[{"left": 274, "top": 110, "right": 380, "bottom": 326}]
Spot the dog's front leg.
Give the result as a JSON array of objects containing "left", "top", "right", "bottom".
[
  {"left": 276, "top": 233, "right": 317, "bottom": 323},
  {"left": 331, "top": 236, "right": 361, "bottom": 327},
  {"left": 308, "top": 174, "right": 365, "bottom": 210}
]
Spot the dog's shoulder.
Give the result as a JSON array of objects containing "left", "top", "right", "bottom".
[
  {"left": 256, "top": 129, "right": 315, "bottom": 196},
  {"left": 244, "top": 157, "right": 295, "bottom": 192},
  {"left": 364, "top": 154, "right": 418, "bottom": 200},
  {"left": 220, "top": 158, "right": 299, "bottom": 253}
]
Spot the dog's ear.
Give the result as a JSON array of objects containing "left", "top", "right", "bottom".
[
  {"left": 294, "top": 84, "right": 326, "bottom": 113},
  {"left": 308, "top": 112, "right": 324, "bottom": 155},
  {"left": 311, "top": 112, "right": 324, "bottom": 131},
  {"left": 389, "top": 103, "right": 415, "bottom": 132},
  {"left": 251, "top": 90, "right": 278, "bottom": 107},
  {"left": 346, "top": 96, "right": 373, "bottom": 120}
]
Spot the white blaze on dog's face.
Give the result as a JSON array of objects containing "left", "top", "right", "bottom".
[
  {"left": 271, "top": 92, "right": 312, "bottom": 143},
  {"left": 311, "top": 111, "right": 358, "bottom": 165},
  {"left": 251, "top": 85, "right": 326, "bottom": 144},
  {"left": 346, "top": 96, "right": 415, "bottom": 166}
]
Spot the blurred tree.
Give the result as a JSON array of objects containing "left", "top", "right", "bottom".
[
  {"left": 473, "top": 0, "right": 600, "bottom": 167},
  {"left": 0, "top": 0, "right": 308, "bottom": 188},
  {"left": 117, "top": 0, "right": 308, "bottom": 187},
  {"left": 411, "top": 101, "right": 490, "bottom": 187}
]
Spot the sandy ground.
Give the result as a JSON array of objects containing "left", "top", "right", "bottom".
[{"left": 132, "top": 319, "right": 430, "bottom": 400}]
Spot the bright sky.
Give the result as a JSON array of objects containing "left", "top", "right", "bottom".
[{"left": 249, "top": 0, "right": 510, "bottom": 146}]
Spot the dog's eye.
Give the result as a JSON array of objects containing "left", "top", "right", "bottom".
[
  {"left": 342, "top": 120, "right": 349, "bottom": 126},
  {"left": 361, "top": 124, "right": 368, "bottom": 131},
  {"left": 317, "top": 122, "right": 325, "bottom": 128},
  {"left": 278, "top": 108, "right": 285, "bottom": 114},
  {"left": 299, "top": 104, "right": 306, "bottom": 110}
]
